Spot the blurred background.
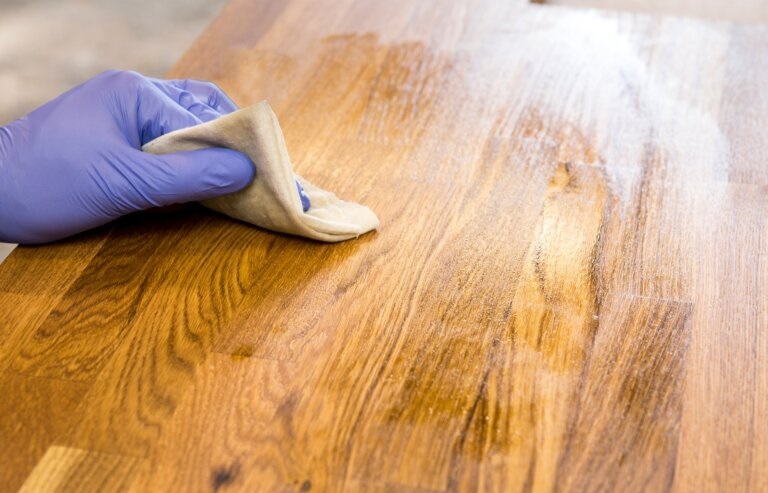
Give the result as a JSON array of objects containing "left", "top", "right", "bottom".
[
  {"left": 0, "top": 0, "right": 229, "bottom": 262},
  {"left": 539, "top": 0, "right": 766, "bottom": 22}
]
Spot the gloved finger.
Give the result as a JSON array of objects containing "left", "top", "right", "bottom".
[
  {"left": 122, "top": 147, "right": 255, "bottom": 208},
  {"left": 136, "top": 84, "right": 205, "bottom": 144},
  {"left": 148, "top": 79, "right": 222, "bottom": 123},
  {"left": 175, "top": 79, "right": 238, "bottom": 114},
  {"left": 151, "top": 78, "right": 238, "bottom": 116}
]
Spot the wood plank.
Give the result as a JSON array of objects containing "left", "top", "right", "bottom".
[
  {"left": 60, "top": 210, "right": 279, "bottom": 457},
  {"left": 19, "top": 446, "right": 139, "bottom": 493},
  {"left": 0, "top": 227, "right": 108, "bottom": 296},
  {"left": 674, "top": 184, "right": 768, "bottom": 493},
  {"left": 0, "top": 374, "right": 90, "bottom": 493},
  {"left": 0, "top": 228, "right": 110, "bottom": 373},
  {"left": 719, "top": 25, "right": 768, "bottom": 184},
  {"left": 1, "top": 0, "right": 766, "bottom": 491},
  {"left": 7, "top": 217, "right": 168, "bottom": 381},
  {"left": 553, "top": 294, "right": 692, "bottom": 492},
  {"left": 125, "top": 354, "right": 295, "bottom": 492},
  {"left": 0, "top": 293, "right": 52, "bottom": 372}
]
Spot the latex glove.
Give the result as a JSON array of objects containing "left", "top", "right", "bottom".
[{"left": 0, "top": 70, "right": 309, "bottom": 244}]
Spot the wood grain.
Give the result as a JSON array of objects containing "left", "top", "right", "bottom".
[
  {"left": 0, "top": 374, "right": 89, "bottom": 492},
  {"left": 1, "top": 1, "right": 767, "bottom": 492},
  {"left": 19, "top": 446, "right": 138, "bottom": 493}
]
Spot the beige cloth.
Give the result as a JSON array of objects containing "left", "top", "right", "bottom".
[{"left": 142, "top": 101, "right": 379, "bottom": 242}]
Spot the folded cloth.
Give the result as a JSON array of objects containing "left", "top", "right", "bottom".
[{"left": 142, "top": 101, "right": 379, "bottom": 242}]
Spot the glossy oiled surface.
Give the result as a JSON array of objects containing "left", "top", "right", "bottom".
[{"left": 2, "top": 1, "right": 768, "bottom": 492}]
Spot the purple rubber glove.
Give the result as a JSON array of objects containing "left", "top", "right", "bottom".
[{"left": 0, "top": 70, "right": 310, "bottom": 245}]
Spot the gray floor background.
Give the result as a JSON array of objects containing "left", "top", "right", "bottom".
[{"left": 0, "top": 0, "right": 229, "bottom": 263}]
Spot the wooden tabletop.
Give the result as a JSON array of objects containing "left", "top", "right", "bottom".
[{"left": 2, "top": 1, "right": 767, "bottom": 492}]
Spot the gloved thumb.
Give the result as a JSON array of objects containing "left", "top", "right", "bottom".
[{"left": 123, "top": 147, "right": 255, "bottom": 209}]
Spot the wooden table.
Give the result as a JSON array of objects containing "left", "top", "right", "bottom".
[{"left": 2, "top": 1, "right": 767, "bottom": 491}]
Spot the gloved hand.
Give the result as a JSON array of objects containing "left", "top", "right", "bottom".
[{"left": 0, "top": 70, "right": 310, "bottom": 244}]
